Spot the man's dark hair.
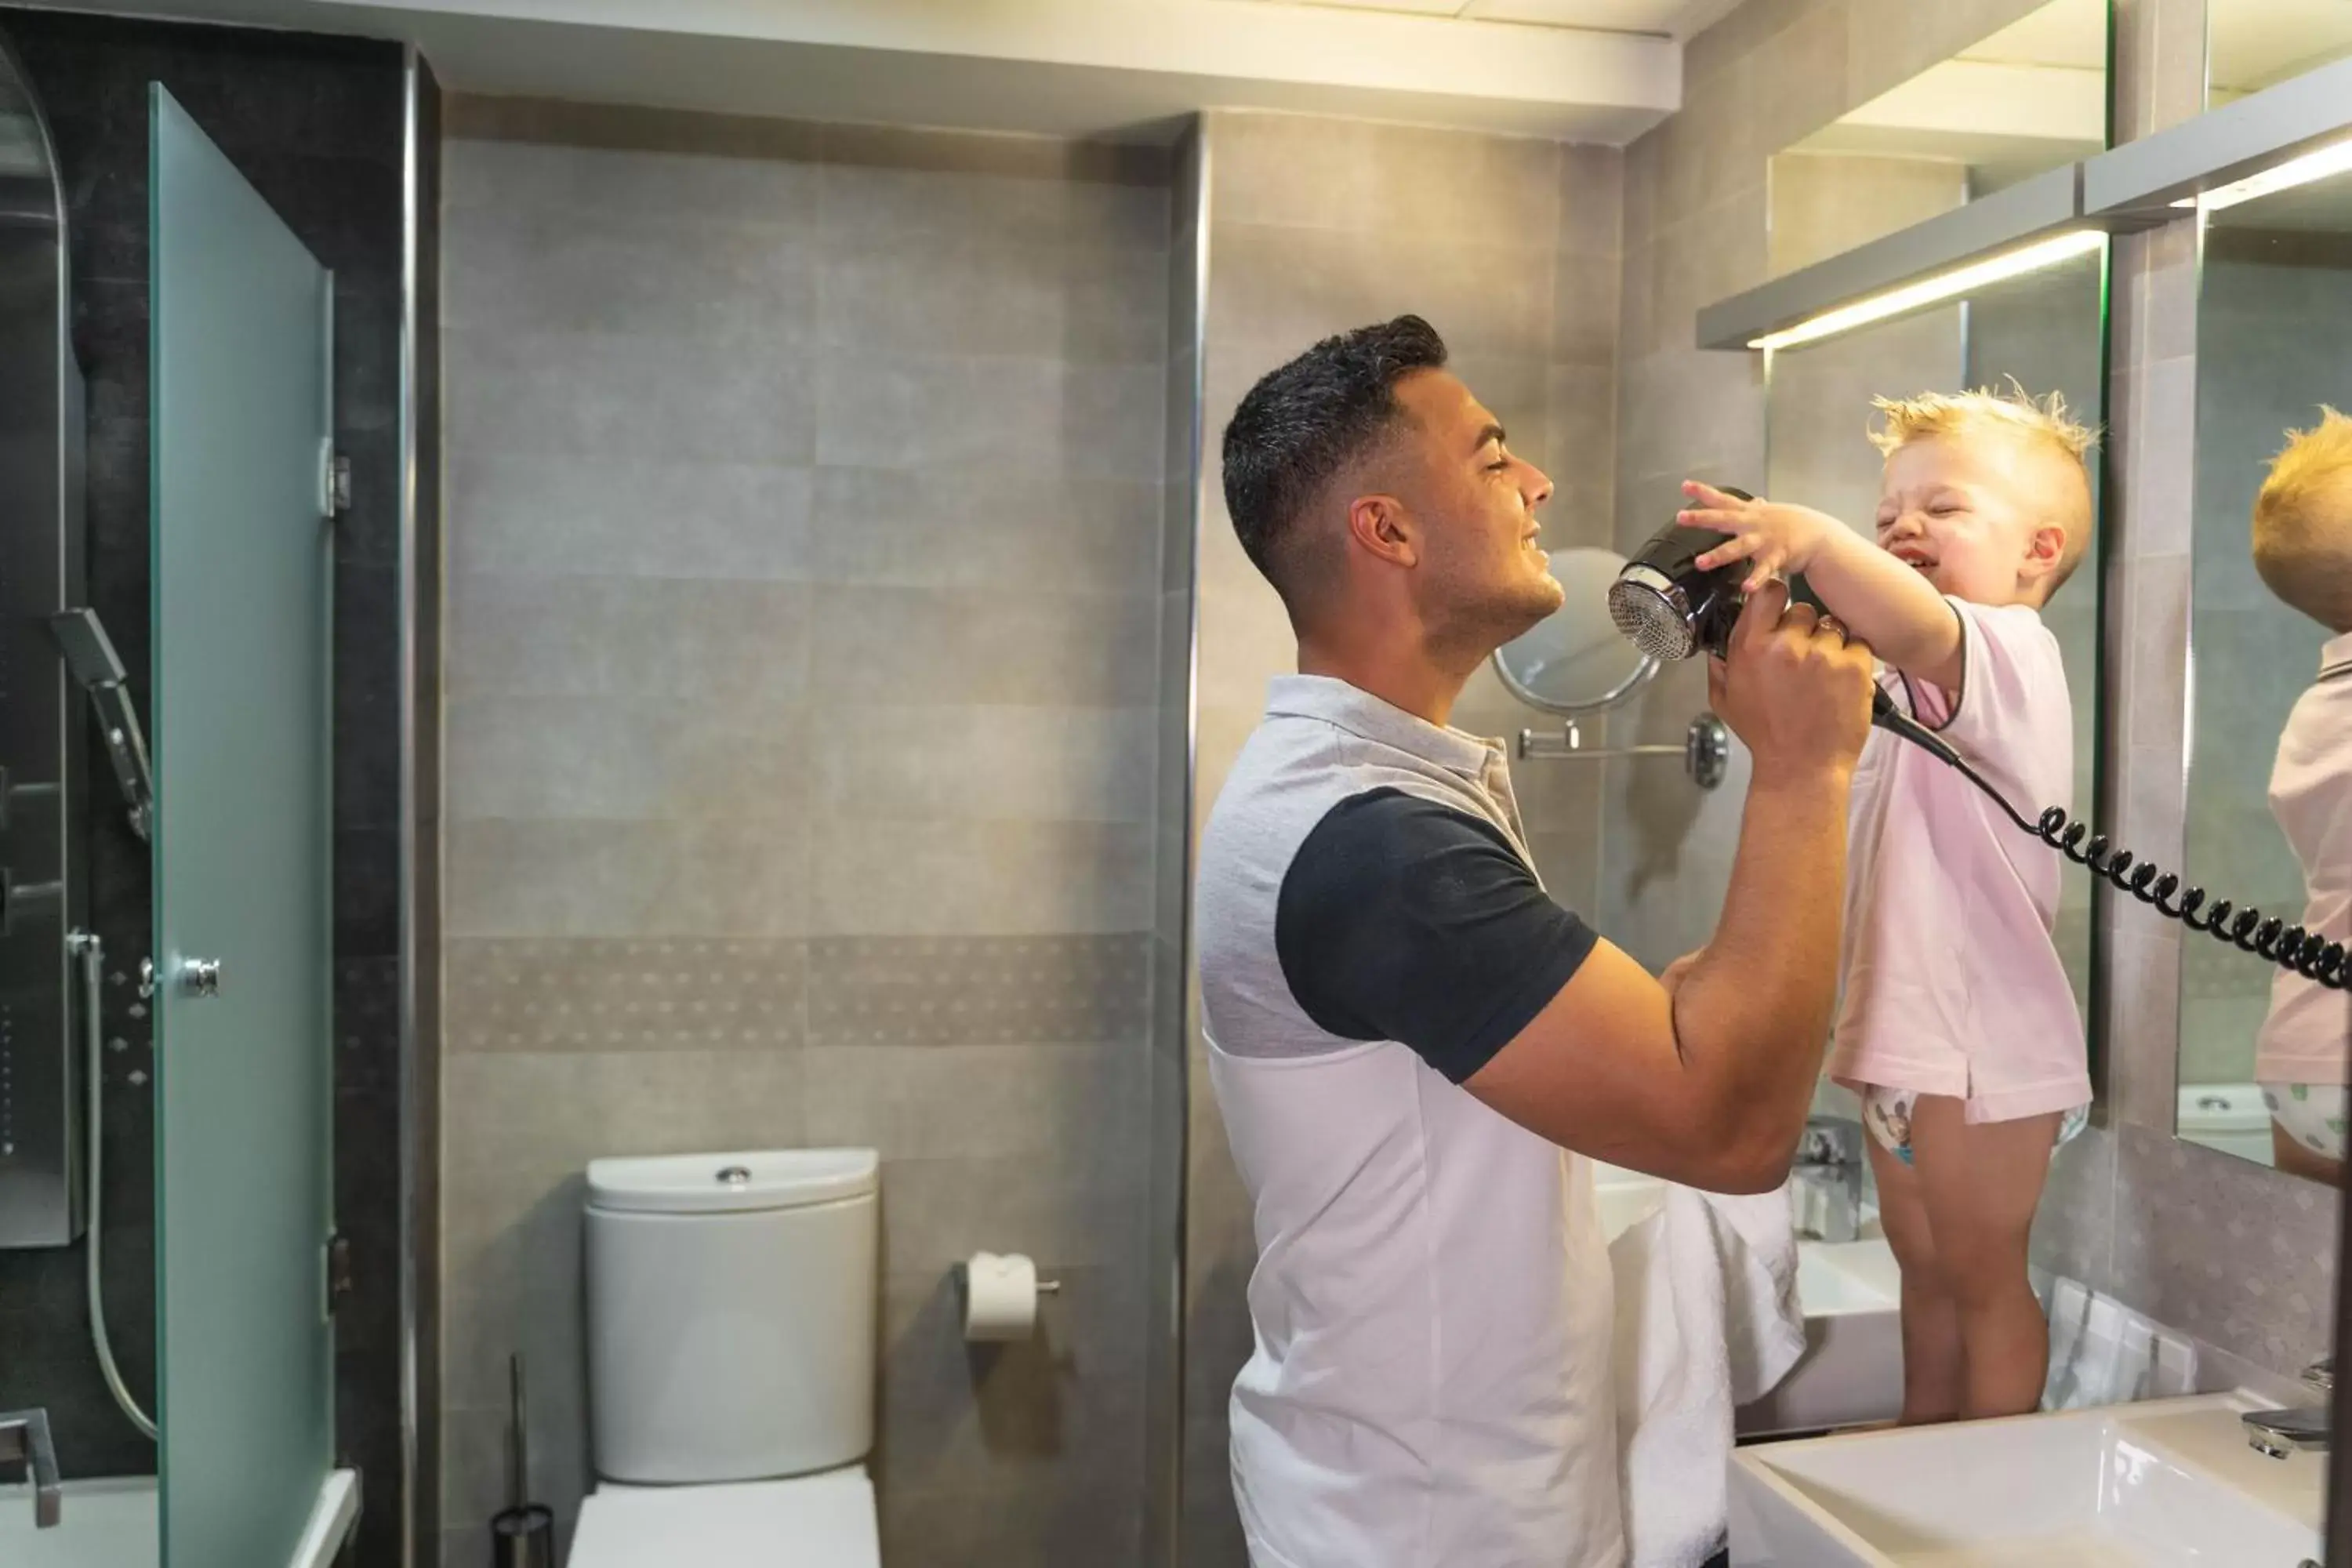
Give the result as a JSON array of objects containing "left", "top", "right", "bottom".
[{"left": 1221, "top": 315, "right": 1449, "bottom": 599}]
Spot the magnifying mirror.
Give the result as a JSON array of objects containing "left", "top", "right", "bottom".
[{"left": 1493, "top": 545, "right": 1658, "bottom": 716}]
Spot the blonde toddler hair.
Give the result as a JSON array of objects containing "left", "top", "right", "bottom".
[
  {"left": 2253, "top": 405, "right": 2352, "bottom": 634},
  {"left": 1867, "top": 385, "right": 2101, "bottom": 596}
]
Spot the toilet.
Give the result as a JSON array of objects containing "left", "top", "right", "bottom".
[{"left": 569, "top": 1147, "right": 884, "bottom": 1567}]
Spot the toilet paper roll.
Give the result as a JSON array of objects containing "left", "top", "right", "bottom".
[{"left": 960, "top": 1251, "right": 1040, "bottom": 1341}]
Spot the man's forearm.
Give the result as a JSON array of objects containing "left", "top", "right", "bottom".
[{"left": 1670, "top": 768, "right": 1851, "bottom": 1185}]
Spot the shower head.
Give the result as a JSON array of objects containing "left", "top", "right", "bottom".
[
  {"left": 47, "top": 609, "right": 151, "bottom": 844},
  {"left": 48, "top": 608, "right": 126, "bottom": 691}
]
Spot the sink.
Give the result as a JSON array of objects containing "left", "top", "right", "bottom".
[
  {"left": 1593, "top": 1164, "right": 1906, "bottom": 1436},
  {"left": 1729, "top": 1392, "right": 2324, "bottom": 1566},
  {"left": 1737, "top": 1235, "right": 1904, "bottom": 1437}
]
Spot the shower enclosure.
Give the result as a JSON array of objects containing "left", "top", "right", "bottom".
[{"left": 0, "top": 53, "right": 352, "bottom": 1568}]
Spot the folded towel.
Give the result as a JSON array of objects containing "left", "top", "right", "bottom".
[{"left": 1610, "top": 1183, "right": 1806, "bottom": 1568}]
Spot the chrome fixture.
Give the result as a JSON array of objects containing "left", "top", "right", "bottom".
[
  {"left": 178, "top": 957, "right": 222, "bottom": 1000},
  {"left": 1515, "top": 713, "right": 1732, "bottom": 790},
  {"left": 2244, "top": 1359, "right": 2333, "bottom": 1457},
  {"left": 0, "top": 1409, "right": 61, "bottom": 1529},
  {"left": 47, "top": 609, "right": 152, "bottom": 845},
  {"left": 1789, "top": 1115, "right": 1866, "bottom": 1244}
]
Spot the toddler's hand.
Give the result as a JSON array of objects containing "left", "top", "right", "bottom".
[{"left": 1678, "top": 481, "right": 1845, "bottom": 593}]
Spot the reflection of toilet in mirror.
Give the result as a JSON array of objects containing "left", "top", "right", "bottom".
[{"left": 2245, "top": 409, "right": 2352, "bottom": 1184}]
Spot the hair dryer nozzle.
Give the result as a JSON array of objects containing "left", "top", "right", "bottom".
[{"left": 1609, "top": 498, "right": 1753, "bottom": 662}]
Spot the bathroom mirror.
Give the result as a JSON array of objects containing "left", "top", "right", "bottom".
[
  {"left": 2209, "top": 2, "right": 2352, "bottom": 109},
  {"left": 1765, "top": 0, "right": 2107, "bottom": 279},
  {"left": 1762, "top": 241, "right": 2109, "bottom": 1095},
  {"left": 2174, "top": 154, "right": 2352, "bottom": 1178},
  {"left": 1492, "top": 546, "right": 1657, "bottom": 716}
]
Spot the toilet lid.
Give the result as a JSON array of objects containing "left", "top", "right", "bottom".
[{"left": 569, "top": 1469, "right": 879, "bottom": 1568}]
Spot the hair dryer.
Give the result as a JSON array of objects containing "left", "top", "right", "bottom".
[
  {"left": 1609, "top": 506, "right": 2349, "bottom": 992},
  {"left": 1606, "top": 498, "right": 1945, "bottom": 756}
]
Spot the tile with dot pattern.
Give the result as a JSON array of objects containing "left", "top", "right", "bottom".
[
  {"left": 809, "top": 933, "right": 1150, "bottom": 1046},
  {"left": 446, "top": 936, "right": 807, "bottom": 1053}
]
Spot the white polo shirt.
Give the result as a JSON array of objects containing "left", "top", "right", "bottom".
[{"left": 1194, "top": 674, "right": 1621, "bottom": 1568}]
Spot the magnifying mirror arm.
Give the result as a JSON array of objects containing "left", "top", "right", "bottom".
[{"left": 1515, "top": 713, "right": 1732, "bottom": 789}]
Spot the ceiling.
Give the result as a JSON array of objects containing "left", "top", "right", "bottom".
[
  {"left": 1243, "top": 0, "right": 1746, "bottom": 37},
  {"left": 1957, "top": 0, "right": 2107, "bottom": 71},
  {"left": 1783, "top": 0, "right": 2104, "bottom": 185},
  {"left": 2208, "top": 0, "right": 2352, "bottom": 96},
  {"left": 20, "top": 0, "right": 1694, "bottom": 143}
]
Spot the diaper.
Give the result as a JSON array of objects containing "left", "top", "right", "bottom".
[
  {"left": 1860, "top": 1085, "right": 1919, "bottom": 1166},
  {"left": 2261, "top": 1081, "right": 2348, "bottom": 1161},
  {"left": 1860, "top": 1085, "right": 2090, "bottom": 1166}
]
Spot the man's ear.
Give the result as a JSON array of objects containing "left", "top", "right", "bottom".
[{"left": 1348, "top": 494, "right": 1417, "bottom": 568}]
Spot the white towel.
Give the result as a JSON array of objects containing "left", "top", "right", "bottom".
[{"left": 1610, "top": 1182, "right": 1806, "bottom": 1568}]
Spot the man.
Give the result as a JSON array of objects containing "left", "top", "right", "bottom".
[{"left": 1195, "top": 316, "right": 1878, "bottom": 1566}]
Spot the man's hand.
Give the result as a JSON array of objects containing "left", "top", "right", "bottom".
[
  {"left": 1704, "top": 579, "right": 1878, "bottom": 789},
  {"left": 1679, "top": 480, "right": 1849, "bottom": 593}
]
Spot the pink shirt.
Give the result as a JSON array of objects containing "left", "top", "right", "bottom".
[
  {"left": 1827, "top": 597, "right": 2089, "bottom": 1122},
  {"left": 2252, "top": 631, "right": 2352, "bottom": 1087}
]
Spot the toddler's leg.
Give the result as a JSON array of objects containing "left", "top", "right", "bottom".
[
  {"left": 2270, "top": 1123, "right": 2344, "bottom": 1185},
  {"left": 2263, "top": 1082, "right": 2347, "bottom": 1185},
  {"left": 1910, "top": 1096, "right": 2061, "bottom": 1420},
  {"left": 1866, "top": 1131, "right": 1962, "bottom": 1424}
]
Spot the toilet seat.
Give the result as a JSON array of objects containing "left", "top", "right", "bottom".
[{"left": 568, "top": 1466, "right": 880, "bottom": 1567}]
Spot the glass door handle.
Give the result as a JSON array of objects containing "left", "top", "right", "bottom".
[{"left": 178, "top": 958, "right": 222, "bottom": 999}]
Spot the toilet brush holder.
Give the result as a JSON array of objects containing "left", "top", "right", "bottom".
[
  {"left": 491, "top": 1504, "right": 554, "bottom": 1568},
  {"left": 489, "top": 1352, "right": 556, "bottom": 1568}
]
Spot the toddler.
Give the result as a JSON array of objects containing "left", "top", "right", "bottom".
[
  {"left": 2249, "top": 406, "right": 2352, "bottom": 1185},
  {"left": 1679, "top": 386, "right": 2096, "bottom": 1423}
]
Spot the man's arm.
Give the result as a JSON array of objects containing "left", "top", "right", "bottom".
[
  {"left": 1464, "top": 771, "right": 1849, "bottom": 1192},
  {"left": 1468, "top": 584, "right": 1873, "bottom": 1192}
]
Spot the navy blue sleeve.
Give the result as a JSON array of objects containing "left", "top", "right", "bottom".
[{"left": 1274, "top": 787, "right": 1599, "bottom": 1084}]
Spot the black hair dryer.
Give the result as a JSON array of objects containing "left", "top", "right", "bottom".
[
  {"left": 1607, "top": 514, "right": 1748, "bottom": 662},
  {"left": 1607, "top": 490, "right": 1830, "bottom": 662},
  {"left": 1610, "top": 495, "right": 1949, "bottom": 755}
]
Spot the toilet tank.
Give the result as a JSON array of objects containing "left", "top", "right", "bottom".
[{"left": 585, "top": 1148, "right": 880, "bottom": 1485}]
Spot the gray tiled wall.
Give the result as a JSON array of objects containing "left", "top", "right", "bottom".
[
  {"left": 438, "top": 99, "right": 1174, "bottom": 1566},
  {"left": 1612, "top": 0, "right": 2342, "bottom": 1383},
  {"left": 1180, "top": 110, "right": 1624, "bottom": 1565}
]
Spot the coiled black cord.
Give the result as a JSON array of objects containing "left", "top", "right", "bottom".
[{"left": 1871, "top": 688, "right": 2350, "bottom": 993}]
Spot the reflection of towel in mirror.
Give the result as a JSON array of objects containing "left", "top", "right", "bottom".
[{"left": 1610, "top": 1183, "right": 1806, "bottom": 1568}]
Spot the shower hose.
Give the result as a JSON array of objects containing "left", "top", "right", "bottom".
[{"left": 70, "top": 929, "right": 157, "bottom": 1441}]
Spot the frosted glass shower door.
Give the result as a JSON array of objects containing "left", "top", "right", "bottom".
[{"left": 150, "top": 85, "right": 335, "bottom": 1568}]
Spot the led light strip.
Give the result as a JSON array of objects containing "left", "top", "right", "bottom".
[
  {"left": 2173, "top": 132, "right": 2352, "bottom": 214},
  {"left": 1748, "top": 228, "right": 2109, "bottom": 352}
]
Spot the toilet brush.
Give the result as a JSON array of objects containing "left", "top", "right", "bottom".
[{"left": 490, "top": 1353, "right": 555, "bottom": 1568}]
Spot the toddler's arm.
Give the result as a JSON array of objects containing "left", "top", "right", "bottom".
[{"left": 1679, "top": 480, "right": 1965, "bottom": 693}]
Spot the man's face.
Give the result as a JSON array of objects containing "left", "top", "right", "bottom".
[{"left": 1385, "top": 369, "right": 1562, "bottom": 649}]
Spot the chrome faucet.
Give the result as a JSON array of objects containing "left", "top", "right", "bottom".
[
  {"left": 0, "top": 1409, "right": 60, "bottom": 1528},
  {"left": 2244, "top": 1359, "right": 2332, "bottom": 1458},
  {"left": 1790, "top": 1115, "right": 1865, "bottom": 1243}
]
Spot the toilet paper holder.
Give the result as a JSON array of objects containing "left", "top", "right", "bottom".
[
  {"left": 953, "top": 1253, "right": 1062, "bottom": 1342},
  {"left": 952, "top": 1258, "right": 1062, "bottom": 1294}
]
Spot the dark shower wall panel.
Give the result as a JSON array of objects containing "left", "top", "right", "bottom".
[{"left": 0, "top": 16, "right": 421, "bottom": 1563}]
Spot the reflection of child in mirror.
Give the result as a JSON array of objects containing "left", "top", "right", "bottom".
[
  {"left": 2249, "top": 407, "right": 2352, "bottom": 1185},
  {"left": 1678, "top": 385, "right": 2097, "bottom": 1426}
]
